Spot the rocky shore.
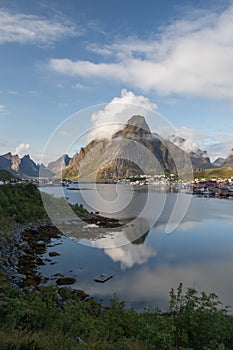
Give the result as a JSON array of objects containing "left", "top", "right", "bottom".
[
  {"left": 0, "top": 212, "right": 122, "bottom": 291},
  {"left": 0, "top": 221, "right": 55, "bottom": 288}
]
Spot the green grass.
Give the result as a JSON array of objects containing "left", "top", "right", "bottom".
[{"left": 195, "top": 167, "right": 233, "bottom": 180}]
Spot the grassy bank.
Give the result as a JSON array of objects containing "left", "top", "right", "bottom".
[
  {"left": 0, "top": 182, "right": 100, "bottom": 236},
  {"left": 194, "top": 167, "right": 233, "bottom": 180},
  {"left": 0, "top": 182, "right": 49, "bottom": 235},
  {"left": 0, "top": 169, "right": 18, "bottom": 182}
]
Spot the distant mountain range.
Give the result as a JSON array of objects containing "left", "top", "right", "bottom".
[
  {"left": 46, "top": 154, "right": 71, "bottom": 177},
  {"left": 0, "top": 152, "right": 53, "bottom": 178},
  {"left": 0, "top": 116, "right": 232, "bottom": 179}
]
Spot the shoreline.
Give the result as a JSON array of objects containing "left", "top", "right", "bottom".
[
  {"left": 0, "top": 221, "right": 55, "bottom": 288},
  {"left": 0, "top": 210, "right": 123, "bottom": 291},
  {"left": 0, "top": 221, "right": 90, "bottom": 303}
]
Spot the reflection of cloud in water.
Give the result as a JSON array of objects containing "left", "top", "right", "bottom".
[
  {"left": 92, "top": 259, "right": 233, "bottom": 312},
  {"left": 92, "top": 233, "right": 156, "bottom": 269}
]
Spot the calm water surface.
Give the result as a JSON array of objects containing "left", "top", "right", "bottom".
[{"left": 40, "top": 184, "right": 233, "bottom": 311}]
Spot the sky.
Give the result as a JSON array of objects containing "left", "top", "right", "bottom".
[{"left": 1, "top": 0, "right": 233, "bottom": 164}]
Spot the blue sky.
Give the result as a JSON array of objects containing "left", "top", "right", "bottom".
[{"left": 1, "top": 0, "right": 233, "bottom": 164}]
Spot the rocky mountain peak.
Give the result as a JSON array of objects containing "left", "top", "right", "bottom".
[
  {"left": 113, "top": 115, "right": 151, "bottom": 139},
  {"left": 22, "top": 154, "right": 31, "bottom": 160},
  {"left": 3, "top": 152, "right": 13, "bottom": 160},
  {"left": 127, "top": 115, "right": 150, "bottom": 132},
  {"left": 47, "top": 154, "right": 71, "bottom": 175}
]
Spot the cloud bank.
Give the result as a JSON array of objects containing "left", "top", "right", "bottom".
[
  {"left": 50, "top": 5, "right": 233, "bottom": 100},
  {"left": 0, "top": 8, "right": 79, "bottom": 46},
  {"left": 15, "top": 143, "right": 30, "bottom": 156},
  {"left": 87, "top": 89, "right": 157, "bottom": 141}
]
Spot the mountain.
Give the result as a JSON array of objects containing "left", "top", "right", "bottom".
[
  {"left": 168, "top": 135, "right": 212, "bottom": 170},
  {"left": 19, "top": 155, "right": 41, "bottom": 177},
  {"left": 211, "top": 149, "right": 233, "bottom": 168},
  {"left": 0, "top": 153, "right": 20, "bottom": 176},
  {"left": 47, "top": 154, "right": 71, "bottom": 177},
  {"left": 0, "top": 153, "right": 54, "bottom": 178},
  {"left": 2, "top": 117, "right": 229, "bottom": 180},
  {"left": 212, "top": 157, "right": 226, "bottom": 167},
  {"left": 222, "top": 149, "right": 233, "bottom": 167},
  {"left": 62, "top": 115, "right": 194, "bottom": 180}
]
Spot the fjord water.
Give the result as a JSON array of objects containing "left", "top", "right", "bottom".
[{"left": 40, "top": 184, "right": 233, "bottom": 311}]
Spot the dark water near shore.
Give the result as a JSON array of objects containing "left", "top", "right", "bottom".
[{"left": 40, "top": 184, "right": 233, "bottom": 311}]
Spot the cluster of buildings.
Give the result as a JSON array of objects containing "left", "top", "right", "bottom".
[
  {"left": 118, "top": 174, "right": 178, "bottom": 186},
  {"left": 193, "top": 179, "right": 233, "bottom": 197}
]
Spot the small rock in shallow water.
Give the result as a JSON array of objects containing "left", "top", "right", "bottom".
[
  {"left": 56, "top": 277, "right": 76, "bottom": 286},
  {"left": 49, "top": 251, "right": 61, "bottom": 257},
  {"left": 53, "top": 273, "right": 64, "bottom": 277},
  {"left": 36, "top": 240, "right": 45, "bottom": 246}
]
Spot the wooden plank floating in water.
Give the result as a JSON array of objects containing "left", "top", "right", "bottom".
[{"left": 94, "top": 274, "right": 113, "bottom": 283}]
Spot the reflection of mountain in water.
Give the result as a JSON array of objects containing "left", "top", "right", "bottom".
[
  {"left": 124, "top": 219, "right": 150, "bottom": 245},
  {"left": 91, "top": 218, "right": 155, "bottom": 269},
  {"left": 131, "top": 233, "right": 148, "bottom": 245}
]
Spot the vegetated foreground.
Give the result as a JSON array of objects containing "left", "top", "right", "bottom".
[
  {"left": 0, "top": 182, "right": 233, "bottom": 349},
  {"left": 0, "top": 281, "right": 232, "bottom": 350}
]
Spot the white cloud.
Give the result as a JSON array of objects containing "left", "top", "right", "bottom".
[
  {"left": 72, "top": 83, "right": 89, "bottom": 90},
  {"left": 50, "top": 5, "right": 233, "bottom": 100},
  {"left": 15, "top": 143, "right": 30, "bottom": 156},
  {"left": 0, "top": 104, "right": 7, "bottom": 115},
  {"left": 6, "top": 89, "right": 19, "bottom": 95},
  {"left": 170, "top": 126, "right": 207, "bottom": 154},
  {"left": 170, "top": 126, "right": 233, "bottom": 160},
  {"left": 87, "top": 89, "right": 157, "bottom": 141},
  {"left": 205, "top": 134, "right": 233, "bottom": 160},
  {"left": 0, "top": 8, "right": 79, "bottom": 46}
]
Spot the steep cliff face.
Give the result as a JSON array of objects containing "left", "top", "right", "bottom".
[
  {"left": 47, "top": 154, "right": 71, "bottom": 176},
  {"left": 168, "top": 135, "right": 212, "bottom": 170},
  {"left": 222, "top": 149, "right": 233, "bottom": 167},
  {"left": 211, "top": 149, "right": 233, "bottom": 168},
  {"left": 0, "top": 153, "right": 19, "bottom": 175},
  {"left": 62, "top": 115, "right": 193, "bottom": 180},
  {"left": 212, "top": 158, "right": 225, "bottom": 167},
  {"left": 11, "top": 154, "right": 21, "bottom": 172}
]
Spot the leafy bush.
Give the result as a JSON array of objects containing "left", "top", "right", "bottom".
[
  {"left": 0, "top": 283, "right": 232, "bottom": 349},
  {"left": 0, "top": 183, "right": 49, "bottom": 234},
  {"left": 169, "top": 283, "right": 233, "bottom": 349}
]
